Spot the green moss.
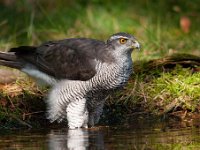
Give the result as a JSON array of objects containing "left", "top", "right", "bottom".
[{"left": 143, "top": 65, "right": 200, "bottom": 112}]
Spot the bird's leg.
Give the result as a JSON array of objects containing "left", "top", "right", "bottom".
[
  {"left": 66, "top": 98, "right": 89, "bottom": 129},
  {"left": 88, "top": 100, "right": 105, "bottom": 127}
]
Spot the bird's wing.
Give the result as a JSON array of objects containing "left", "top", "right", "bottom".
[{"left": 9, "top": 38, "right": 108, "bottom": 81}]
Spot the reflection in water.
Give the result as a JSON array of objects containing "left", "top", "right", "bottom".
[
  {"left": 0, "top": 125, "right": 200, "bottom": 149},
  {"left": 48, "top": 128, "right": 89, "bottom": 150},
  {"left": 48, "top": 128, "right": 105, "bottom": 150},
  {"left": 48, "top": 129, "right": 104, "bottom": 150}
]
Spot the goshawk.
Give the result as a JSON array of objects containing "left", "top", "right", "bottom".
[{"left": 0, "top": 32, "right": 140, "bottom": 128}]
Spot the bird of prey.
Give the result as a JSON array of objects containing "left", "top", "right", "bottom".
[{"left": 0, "top": 32, "right": 140, "bottom": 128}]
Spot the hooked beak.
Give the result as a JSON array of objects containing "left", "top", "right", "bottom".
[{"left": 132, "top": 40, "right": 140, "bottom": 50}]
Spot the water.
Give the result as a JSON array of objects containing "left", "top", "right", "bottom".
[{"left": 0, "top": 125, "right": 200, "bottom": 149}]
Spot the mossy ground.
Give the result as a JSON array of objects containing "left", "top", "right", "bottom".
[{"left": 0, "top": 54, "right": 199, "bottom": 129}]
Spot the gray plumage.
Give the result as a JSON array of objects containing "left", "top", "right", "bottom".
[{"left": 0, "top": 32, "right": 140, "bottom": 128}]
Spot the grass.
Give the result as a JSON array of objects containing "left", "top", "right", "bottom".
[
  {"left": 0, "top": 0, "right": 200, "bottom": 128},
  {"left": 0, "top": 76, "right": 48, "bottom": 129},
  {"left": 141, "top": 65, "right": 200, "bottom": 112},
  {"left": 1, "top": 1, "right": 200, "bottom": 56}
]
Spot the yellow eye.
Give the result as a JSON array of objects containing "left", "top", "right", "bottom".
[{"left": 119, "top": 38, "right": 127, "bottom": 44}]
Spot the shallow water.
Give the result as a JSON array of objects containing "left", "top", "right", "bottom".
[{"left": 0, "top": 124, "right": 200, "bottom": 150}]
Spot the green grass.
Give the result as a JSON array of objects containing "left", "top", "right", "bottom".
[
  {"left": 143, "top": 65, "right": 200, "bottom": 112},
  {"left": 0, "top": 0, "right": 200, "bottom": 58}
]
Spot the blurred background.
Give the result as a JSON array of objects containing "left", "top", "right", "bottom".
[{"left": 0, "top": 0, "right": 199, "bottom": 61}]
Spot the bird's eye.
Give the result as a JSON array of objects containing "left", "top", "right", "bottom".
[{"left": 119, "top": 38, "right": 127, "bottom": 44}]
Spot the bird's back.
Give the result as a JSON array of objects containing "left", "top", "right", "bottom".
[{"left": 6, "top": 38, "right": 115, "bottom": 84}]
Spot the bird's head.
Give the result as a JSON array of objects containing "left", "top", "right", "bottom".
[{"left": 107, "top": 32, "right": 140, "bottom": 55}]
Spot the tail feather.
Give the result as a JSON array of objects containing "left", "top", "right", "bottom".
[
  {"left": 0, "top": 52, "right": 17, "bottom": 61},
  {"left": 0, "top": 52, "right": 23, "bottom": 69},
  {"left": 9, "top": 46, "right": 36, "bottom": 54}
]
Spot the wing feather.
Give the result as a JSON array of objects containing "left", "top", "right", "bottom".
[{"left": 10, "top": 38, "right": 111, "bottom": 81}]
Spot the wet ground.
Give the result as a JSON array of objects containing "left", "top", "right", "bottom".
[{"left": 0, "top": 122, "right": 200, "bottom": 150}]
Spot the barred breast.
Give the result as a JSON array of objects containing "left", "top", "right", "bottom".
[
  {"left": 47, "top": 56, "right": 133, "bottom": 125},
  {"left": 88, "top": 57, "right": 133, "bottom": 90},
  {"left": 86, "top": 57, "right": 133, "bottom": 125}
]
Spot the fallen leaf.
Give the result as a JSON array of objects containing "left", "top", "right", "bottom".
[{"left": 180, "top": 16, "right": 191, "bottom": 33}]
